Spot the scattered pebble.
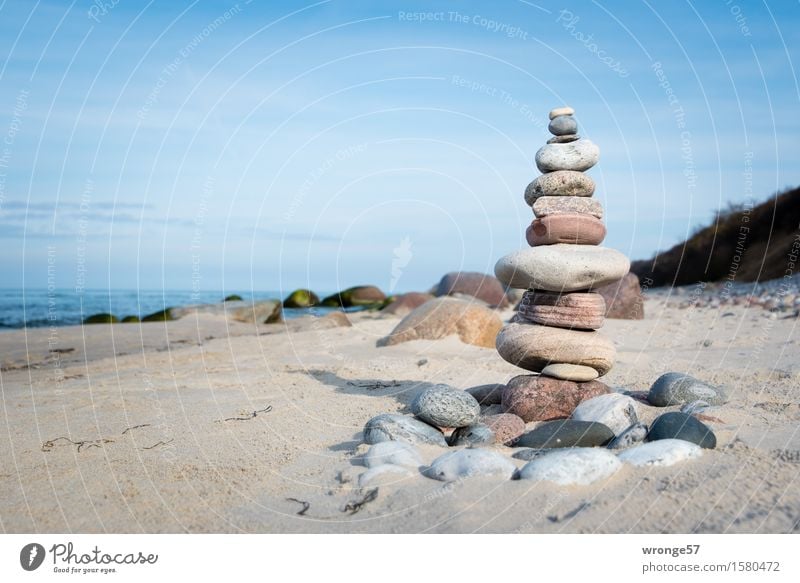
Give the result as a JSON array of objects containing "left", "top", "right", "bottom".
[
  {"left": 358, "top": 464, "right": 415, "bottom": 487},
  {"left": 617, "top": 439, "right": 702, "bottom": 467},
  {"left": 515, "top": 420, "right": 615, "bottom": 449},
  {"left": 648, "top": 372, "right": 727, "bottom": 407},
  {"left": 646, "top": 412, "right": 717, "bottom": 449},
  {"left": 571, "top": 393, "right": 639, "bottom": 435},
  {"left": 411, "top": 384, "right": 480, "bottom": 428},
  {"left": 424, "top": 449, "right": 517, "bottom": 482},
  {"left": 607, "top": 422, "right": 648, "bottom": 450},
  {"left": 363, "top": 413, "right": 447, "bottom": 447},
  {"left": 517, "top": 448, "right": 622, "bottom": 485},
  {"left": 363, "top": 441, "right": 423, "bottom": 469},
  {"left": 448, "top": 423, "right": 495, "bottom": 446}
]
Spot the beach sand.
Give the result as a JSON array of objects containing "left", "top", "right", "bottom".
[{"left": 1, "top": 297, "right": 799, "bottom": 533}]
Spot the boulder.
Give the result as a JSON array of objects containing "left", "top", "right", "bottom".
[
  {"left": 283, "top": 289, "right": 320, "bottom": 308},
  {"left": 594, "top": 272, "right": 644, "bottom": 320},
  {"left": 435, "top": 271, "right": 509, "bottom": 307},
  {"left": 321, "top": 285, "right": 386, "bottom": 307},
  {"left": 380, "top": 292, "right": 434, "bottom": 316},
  {"left": 377, "top": 297, "right": 502, "bottom": 349},
  {"left": 83, "top": 313, "right": 119, "bottom": 324}
]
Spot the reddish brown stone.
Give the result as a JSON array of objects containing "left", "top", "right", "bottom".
[
  {"left": 481, "top": 413, "right": 526, "bottom": 445},
  {"left": 501, "top": 374, "right": 610, "bottom": 422},
  {"left": 435, "top": 271, "right": 509, "bottom": 307},
  {"left": 526, "top": 213, "right": 606, "bottom": 246},
  {"left": 594, "top": 272, "right": 645, "bottom": 320},
  {"left": 381, "top": 292, "right": 434, "bottom": 316},
  {"left": 517, "top": 290, "right": 606, "bottom": 330}
]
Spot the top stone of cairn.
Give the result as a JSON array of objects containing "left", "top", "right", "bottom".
[{"left": 549, "top": 106, "right": 574, "bottom": 120}]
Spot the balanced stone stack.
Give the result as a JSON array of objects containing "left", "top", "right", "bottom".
[{"left": 495, "top": 107, "right": 630, "bottom": 417}]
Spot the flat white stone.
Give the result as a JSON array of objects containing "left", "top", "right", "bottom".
[
  {"left": 617, "top": 439, "right": 703, "bottom": 467},
  {"left": 549, "top": 106, "right": 575, "bottom": 119},
  {"left": 363, "top": 441, "right": 423, "bottom": 469},
  {"left": 571, "top": 393, "right": 639, "bottom": 435},
  {"left": 542, "top": 363, "right": 599, "bottom": 381},
  {"left": 517, "top": 448, "right": 621, "bottom": 485},
  {"left": 358, "top": 464, "right": 415, "bottom": 487},
  {"left": 424, "top": 449, "right": 516, "bottom": 482}
]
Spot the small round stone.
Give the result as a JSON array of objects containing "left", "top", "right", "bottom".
[
  {"left": 548, "top": 115, "right": 578, "bottom": 136},
  {"left": 517, "top": 448, "right": 621, "bottom": 485},
  {"left": 607, "top": 422, "right": 648, "bottom": 450},
  {"left": 502, "top": 374, "right": 610, "bottom": 422},
  {"left": 524, "top": 170, "right": 595, "bottom": 205},
  {"left": 526, "top": 213, "right": 606, "bottom": 246},
  {"left": 549, "top": 106, "right": 575, "bottom": 119},
  {"left": 533, "top": 196, "right": 604, "bottom": 219},
  {"left": 424, "top": 449, "right": 516, "bottom": 482},
  {"left": 571, "top": 393, "right": 639, "bottom": 435},
  {"left": 517, "top": 291, "right": 606, "bottom": 331},
  {"left": 363, "top": 441, "right": 423, "bottom": 469},
  {"left": 515, "top": 419, "right": 615, "bottom": 449},
  {"left": 411, "top": 384, "right": 480, "bottom": 428},
  {"left": 448, "top": 423, "right": 495, "bottom": 446},
  {"left": 535, "top": 139, "right": 599, "bottom": 173},
  {"left": 547, "top": 134, "right": 580, "bottom": 144},
  {"left": 541, "top": 363, "right": 599, "bottom": 381},
  {"left": 617, "top": 439, "right": 703, "bottom": 467},
  {"left": 481, "top": 413, "right": 526, "bottom": 445},
  {"left": 646, "top": 412, "right": 717, "bottom": 449},
  {"left": 648, "top": 372, "right": 728, "bottom": 407},
  {"left": 363, "top": 413, "right": 447, "bottom": 446}
]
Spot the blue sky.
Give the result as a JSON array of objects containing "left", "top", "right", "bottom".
[{"left": 0, "top": 0, "right": 798, "bottom": 294}]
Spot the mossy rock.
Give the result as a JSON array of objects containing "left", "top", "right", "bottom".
[
  {"left": 223, "top": 294, "right": 243, "bottom": 302},
  {"left": 320, "top": 285, "right": 386, "bottom": 308},
  {"left": 141, "top": 308, "right": 175, "bottom": 322},
  {"left": 83, "top": 313, "right": 119, "bottom": 324},
  {"left": 283, "top": 289, "right": 320, "bottom": 308},
  {"left": 121, "top": 315, "right": 140, "bottom": 323}
]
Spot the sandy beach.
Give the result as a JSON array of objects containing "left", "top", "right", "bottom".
[{"left": 1, "top": 293, "right": 798, "bottom": 534}]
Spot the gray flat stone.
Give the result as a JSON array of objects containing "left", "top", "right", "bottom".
[
  {"left": 424, "top": 449, "right": 516, "bottom": 482},
  {"left": 363, "top": 413, "right": 447, "bottom": 446},
  {"left": 517, "top": 448, "right": 622, "bottom": 485}
]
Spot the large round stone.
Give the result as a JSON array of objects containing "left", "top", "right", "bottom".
[
  {"left": 517, "top": 448, "right": 621, "bottom": 485},
  {"left": 515, "top": 420, "right": 615, "bottom": 448},
  {"left": 535, "top": 139, "right": 599, "bottom": 173},
  {"left": 533, "top": 196, "right": 604, "bottom": 219},
  {"left": 648, "top": 372, "right": 727, "bottom": 407},
  {"left": 524, "top": 170, "right": 595, "bottom": 205},
  {"left": 517, "top": 291, "right": 606, "bottom": 330},
  {"left": 496, "top": 323, "right": 616, "bottom": 375},
  {"left": 502, "top": 374, "right": 610, "bottom": 422},
  {"left": 646, "top": 412, "right": 717, "bottom": 449},
  {"left": 411, "top": 384, "right": 480, "bottom": 428},
  {"left": 494, "top": 245, "right": 630, "bottom": 292},
  {"left": 527, "top": 213, "right": 606, "bottom": 246},
  {"left": 424, "top": 449, "right": 516, "bottom": 482},
  {"left": 363, "top": 413, "right": 447, "bottom": 446}
]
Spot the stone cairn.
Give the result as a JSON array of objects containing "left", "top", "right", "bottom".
[{"left": 356, "top": 107, "right": 721, "bottom": 487}]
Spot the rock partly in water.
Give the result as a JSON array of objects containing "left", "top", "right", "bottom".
[
  {"left": 465, "top": 383, "right": 505, "bottom": 405},
  {"left": 496, "top": 322, "right": 616, "bottom": 375},
  {"left": 571, "top": 393, "right": 640, "bottom": 435},
  {"left": 646, "top": 412, "right": 717, "bottom": 449},
  {"left": 502, "top": 374, "right": 610, "bottom": 422},
  {"left": 527, "top": 213, "right": 606, "bottom": 246},
  {"left": 515, "top": 420, "right": 615, "bottom": 449},
  {"left": 120, "top": 315, "right": 140, "bottom": 323},
  {"left": 435, "top": 271, "right": 509, "bottom": 307},
  {"left": 424, "top": 449, "right": 516, "bottom": 482},
  {"left": 535, "top": 139, "right": 600, "bottom": 173},
  {"left": 283, "top": 289, "right": 320, "bottom": 308},
  {"left": 223, "top": 294, "right": 243, "bottom": 302},
  {"left": 363, "top": 413, "right": 447, "bottom": 447},
  {"left": 380, "top": 292, "right": 434, "bottom": 316},
  {"left": 481, "top": 413, "right": 526, "bottom": 446},
  {"left": 141, "top": 308, "right": 175, "bottom": 322},
  {"left": 618, "top": 439, "right": 703, "bottom": 467},
  {"left": 411, "top": 384, "right": 480, "bottom": 428},
  {"left": 83, "top": 313, "right": 119, "bottom": 324},
  {"left": 358, "top": 464, "right": 415, "bottom": 487},
  {"left": 377, "top": 297, "right": 502, "bottom": 349},
  {"left": 524, "top": 170, "right": 595, "bottom": 205},
  {"left": 363, "top": 441, "right": 423, "bottom": 469},
  {"left": 607, "top": 422, "right": 648, "bottom": 450},
  {"left": 495, "top": 245, "right": 630, "bottom": 292},
  {"left": 517, "top": 448, "right": 622, "bottom": 485},
  {"left": 321, "top": 285, "right": 386, "bottom": 307},
  {"left": 517, "top": 290, "right": 606, "bottom": 331},
  {"left": 594, "top": 272, "right": 644, "bottom": 320},
  {"left": 448, "top": 423, "right": 495, "bottom": 446},
  {"left": 541, "top": 363, "right": 600, "bottom": 382},
  {"left": 648, "top": 372, "right": 727, "bottom": 407}
]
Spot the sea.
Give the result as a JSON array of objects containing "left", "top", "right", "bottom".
[{"left": 0, "top": 288, "right": 347, "bottom": 330}]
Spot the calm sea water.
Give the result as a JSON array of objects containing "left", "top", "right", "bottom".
[{"left": 0, "top": 289, "right": 344, "bottom": 330}]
